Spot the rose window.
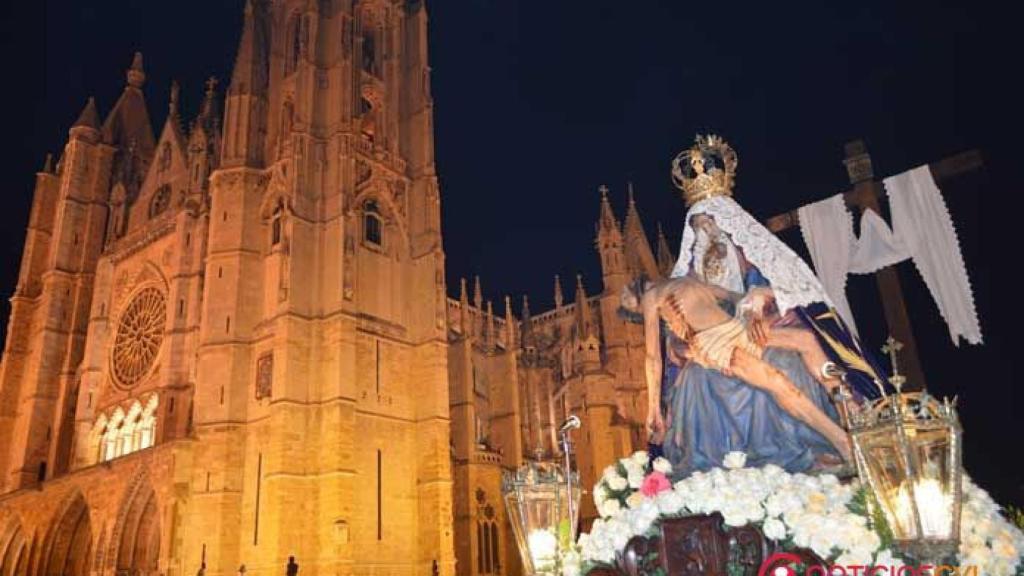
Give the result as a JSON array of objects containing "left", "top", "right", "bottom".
[{"left": 111, "top": 287, "right": 166, "bottom": 387}]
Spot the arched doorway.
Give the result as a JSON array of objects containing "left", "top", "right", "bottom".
[
  {"left": 115, "top": 479, "right": 161, "bottom": 575},
  {"left": 0, "top": 509, "right": 28, "bottom": 576},
  {"left": 41, "top": 492, "right": 92, "bottom": 576}
]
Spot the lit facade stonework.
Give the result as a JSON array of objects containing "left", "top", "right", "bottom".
[
  {"left": 447, "top": 187, "right": 672, "bottom": 576},
  {"left": 0, "top": 1, "right": 452, "bottom": 575},
  {"left": 0, "top": 3, "right": 666, "bottom": 576}
]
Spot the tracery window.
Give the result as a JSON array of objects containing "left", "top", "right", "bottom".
[
  {"left": 286, "top": 12, "right": 302, "bottom": 75},
  {"left": 111, "top": 287, "right": 166, "bottom": 388},
  {"left": 271, "top": 203, "right": 283, "bottom": 246},
  {"left": 364, "top": 200, "right": 383, "bottom": 247},
  {"left": 150, "top": 185, "right": 171, "bottom": 218},
  {"left": 362, "top": 27, "right": 378, "bottom": 76},
  {"left": 91, "top": 393, "right": 159, "bottom": 464}
]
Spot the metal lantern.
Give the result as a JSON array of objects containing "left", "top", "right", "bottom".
[
  {"left": 845, "top": 338, "right": 963, "bottom": 561},
  {"left": 502, "top": 418, "right": 582, "bottom": 576}
]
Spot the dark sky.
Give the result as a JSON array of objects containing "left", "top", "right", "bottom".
[{"left": 1, "top": 2, "right": 1020, "bottom": 504}]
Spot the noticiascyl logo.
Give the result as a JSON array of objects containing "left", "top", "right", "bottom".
[
  {"left": 758, "top": 551, "right": 979, "bottom": 576},
  {"left": 759, "top": 552, "right": 801, "bottom": 576}
]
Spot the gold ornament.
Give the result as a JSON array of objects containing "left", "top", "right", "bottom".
[{"left": 671, "top": 134, "right": 738, "bottom": 206}]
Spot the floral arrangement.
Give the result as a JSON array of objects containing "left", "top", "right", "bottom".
[{"left": 575, "top": 451, "right": 1024, "bottom": 576}]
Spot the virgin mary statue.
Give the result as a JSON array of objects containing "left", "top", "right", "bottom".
[{"left": 656, "top": 135, "right": 890, "bottom": 478}]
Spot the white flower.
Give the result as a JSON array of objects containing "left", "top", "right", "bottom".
[
  {"left": 630, "top": 451, "right": 649, "bottom": 468},
  {"left": 597, "top": 497, "right": 621, "bottom": 519},
  {"left": 606, "top": 474, "right": 628, "bottom": 492},
  {"left": 655, "top": 490, "right": 685, "bottom": 515},
  {"left": 652, "top": 457, "right": 673, "bottom": 475},
  {"left": 763, "top": 517, "right": 786, "bottom": 541},
  {"left": 626, "top": 467, "right": 645, "bottom": 490},
  {"left": 723, "top": 451, "right": 747, "bottom": 469}
]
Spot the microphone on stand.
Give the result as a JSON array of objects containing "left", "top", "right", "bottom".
[
  {"left": 559, "top": 415, "right": 581, "bottom": 539},
  {"left": 560, "top": 415, "right": 581, "bottom": 433}
]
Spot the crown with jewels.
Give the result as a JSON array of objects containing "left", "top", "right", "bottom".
[{"left": 671, "top": 134, "right": 738, "bottom": 206}]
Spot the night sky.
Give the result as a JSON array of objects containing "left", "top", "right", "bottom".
[{"left": 0, "top": 2, "right": 1020, "bottom": 504}]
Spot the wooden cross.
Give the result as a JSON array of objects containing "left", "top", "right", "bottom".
[{"left": 764, "top": 140, "right": 983, "bottom": 390}]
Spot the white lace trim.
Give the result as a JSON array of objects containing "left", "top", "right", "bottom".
[{"left": 670, "top": 196, "right": 833, "bottom": 314}]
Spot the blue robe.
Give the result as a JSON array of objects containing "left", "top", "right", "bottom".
[{"left": 657, "top": 267, "right": 888, "bottom": 478}]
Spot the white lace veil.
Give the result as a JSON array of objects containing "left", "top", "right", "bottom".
[
  {"left": 670, "top": 196, "right": 833, "bottom": 314},
  {"left": 692, "top": 227, "right": 745, "bottom": 295}
]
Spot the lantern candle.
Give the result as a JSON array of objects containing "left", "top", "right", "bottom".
[
  {"left": 892, "top": 479, "right": 953, "bottom": 539},
  {"left": 527, "top": 529, "right": 559, "bottom": 571}
]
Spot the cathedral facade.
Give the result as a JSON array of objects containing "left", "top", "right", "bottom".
[
  {"left": 446, "top": 185, "right": 677, "bottom": 576},
  {"left": 0, "top": 2, "right": 673, "bottom": 576},
  {"left": 0, "top": 1, "right": 452, "bottom": 575}
]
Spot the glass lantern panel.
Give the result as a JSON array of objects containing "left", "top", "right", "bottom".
[
  {"left": 857, "top": 428, "right": 916, "bottom": 539},
  {"left": 905, "top": 423, "right": 955, "bottom": 539}
]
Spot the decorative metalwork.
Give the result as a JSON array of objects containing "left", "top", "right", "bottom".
[
  {"left": 846, "top": 337, "right": 963, "bottom": 561},
  {"left": 502, "top": 417, "right": 581, "bottom": 575},
  {"left": 671, "top": 134, "right": 739, "bottom": 207},
  {"left": 111, "top": 287, "right": 166, "bottom": 387}
]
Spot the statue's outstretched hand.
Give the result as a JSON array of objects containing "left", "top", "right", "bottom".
[{"left": 646, "top": 410, "right": 666, "bottom": 445}]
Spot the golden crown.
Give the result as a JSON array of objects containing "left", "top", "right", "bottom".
[{"left": 671, "top": 134, "right": 738, "bottom": 206}]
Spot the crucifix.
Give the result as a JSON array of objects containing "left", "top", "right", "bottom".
[{"left": 764, "top": 140, "right": 983, "bottom": 390}]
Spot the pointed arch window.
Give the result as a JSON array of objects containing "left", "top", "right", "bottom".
[
  {"left": 286, "top": 12, "right": 302, "bottom": 76},
  {"left": 362, "top": 27, "right": 378, "bottom": 76},
  {"left": 150, "top": 185, "right": 172, "bottom": 218},
  {"left": 271, "top": 202, "right": 283, "bottom": 246},
  {"left": 363, "top": 200, "right": 383, "bottom": 247},
  {"left": 91, "top": 393, "right": 159, "bottom": 464}
]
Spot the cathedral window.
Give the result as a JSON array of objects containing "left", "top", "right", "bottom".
[
  {"left": 363, "top": 200, "right": 383, "bottom": 247},
  {"left": 111, "top": 287, "right": 167, "bottom": 388},
  {"left": 271, "top": 203, "right": 283, "bottom": 246},
  {"left": 359, "top": 97, "right": 376, "bottom": 142},
  {"left": 362, "top": 27, "right": 378, "bottom": 76},
  {"left": 150, "top": 185, "right": 171, "bottom": 218},
  {"left": 91, "top": 394, "right": 159, "bottom": 464},
  {"left": 256, "top": 353, "right": 273, "bottom": 400},
  {"left": 286, "top": 12, "right": 302, "bottom": 76}
]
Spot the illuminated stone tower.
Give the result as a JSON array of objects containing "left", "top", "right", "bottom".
[{"left": 0, "top": 2, "right": 453, "bottom": 575}]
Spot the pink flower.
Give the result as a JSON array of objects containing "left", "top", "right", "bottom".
[{"left": 640, "top": 471, "right": 671, "bottom": 497}]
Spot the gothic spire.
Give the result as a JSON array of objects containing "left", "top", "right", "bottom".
[
  {"left": 168, "top": 80, "right": 181, "bottom": 119},
  {"left": 574, "top": 274, "right": 592, "bottom": 339},
  {"left": 228, "top": 0, "right": 270, "bottom": 98},
  {"left": 473, "top": 276, "right": 483, "bottom": 310},
  {"left": 70, "top": 97, "right": 101, "bottom": 134},
  {"left": 622, "top": 182, "right": 661, "bottom": 279},
  {"left": 520, "top": 295, "right": 533, "bottom": 348},
  {"left": 553, "top": 274, "right": 564, "bottom": 309},
  {"left": 222, "top": 0, "right": 269, "bottom": 167},
  {"left": 486, "top": 300, "right": 495, "bottom": 348},
  {"left": 596, "top": 184, "right": 622, "bottom": 242},
  {"left": 459, "top": 277, "right": 469, "bottom": 336},
  {"left": 127, "top": 51, "right": 145, "bottom": 89},
  {"left": 504, "top": 295, "right": 516, "bottom": 348},
  {"left": 102, "top": 53, "right": 156, "bottom": 160},
  {"left": 199, "top": 77, "right": 219, "bottom": 124}
]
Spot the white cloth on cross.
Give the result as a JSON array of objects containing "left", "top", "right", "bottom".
[
  {"left": 797, "top": 194, "right": 861, "bottom": 337},
  {"left": 797, "top": 166, "right": 982, "bottom": 346}
]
